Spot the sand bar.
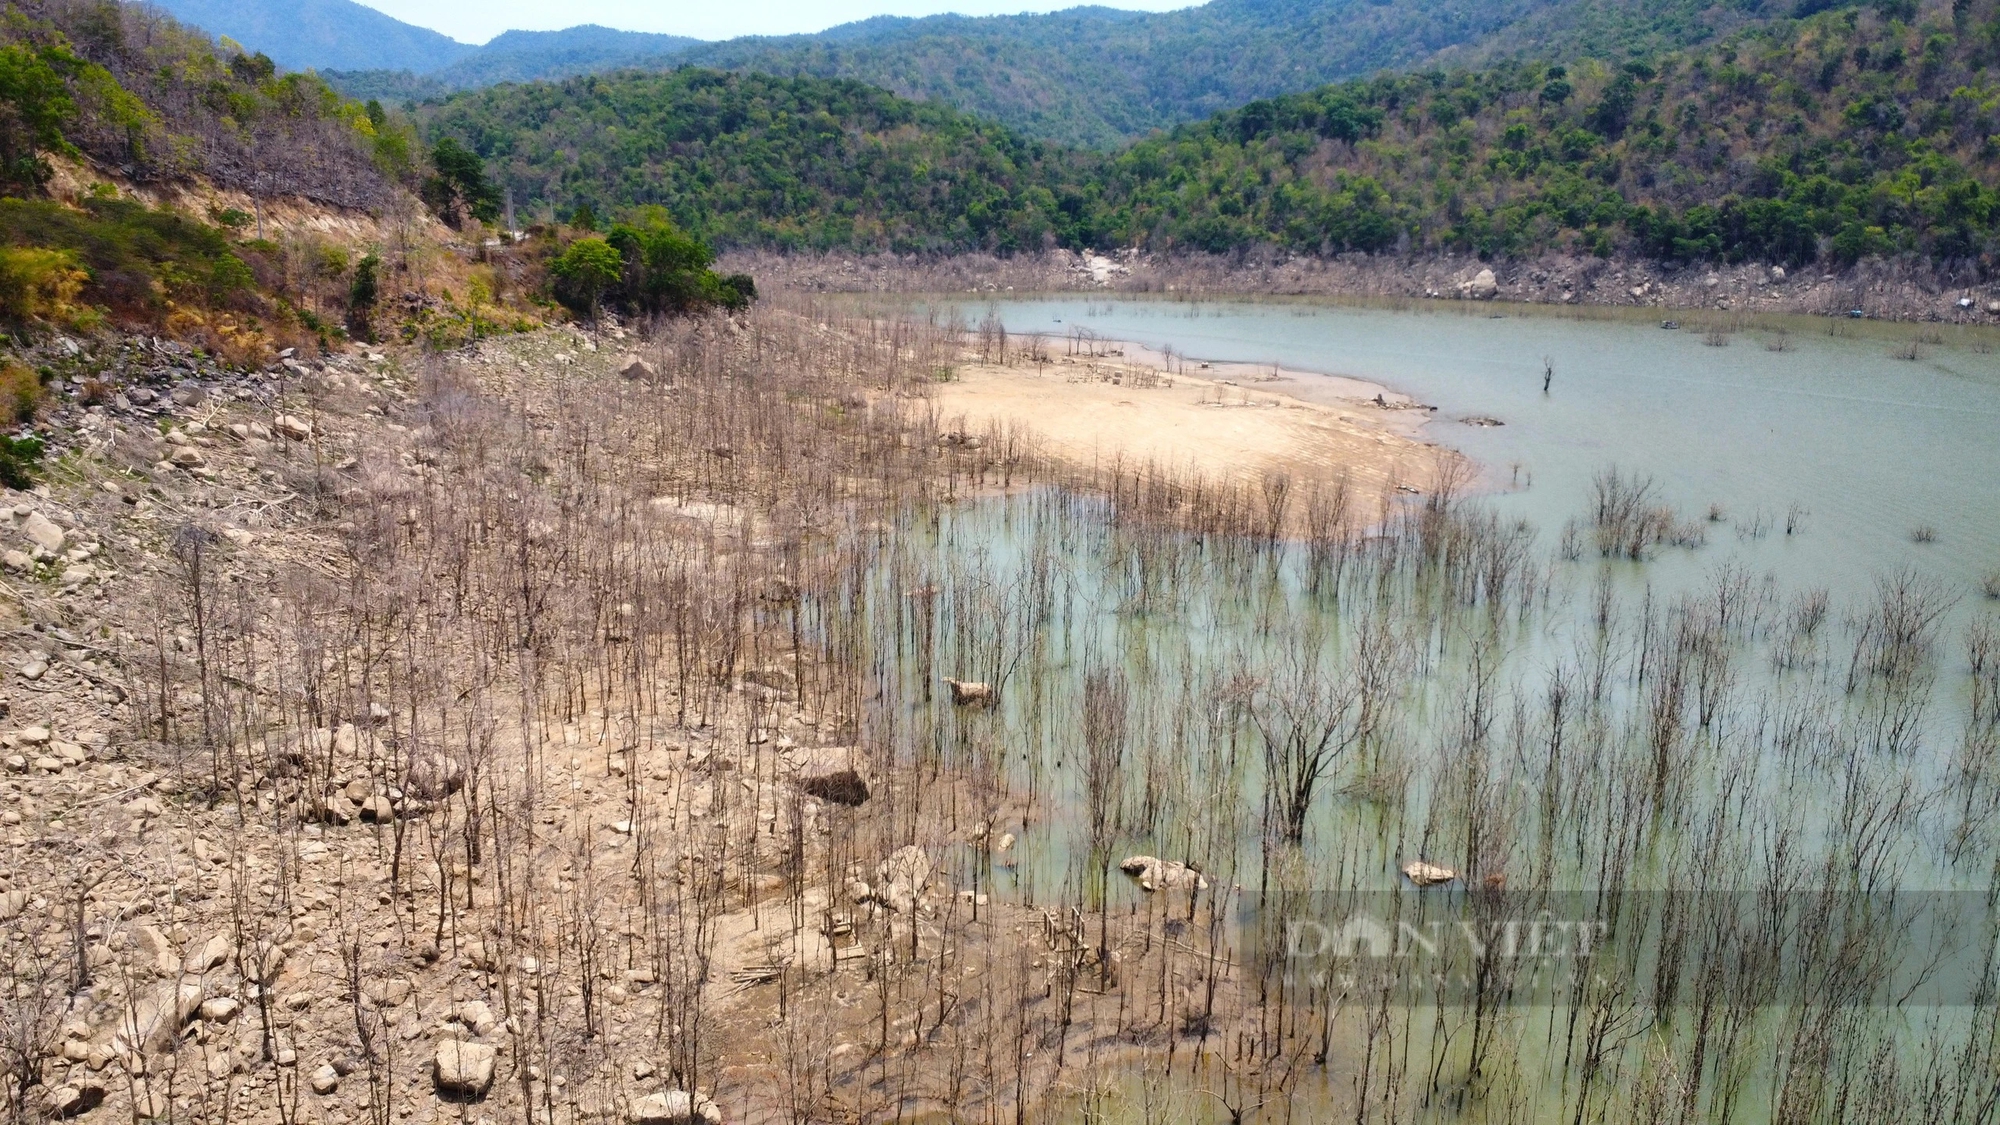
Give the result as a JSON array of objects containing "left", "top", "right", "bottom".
[{"left": 924, "top": 339, "right": 1446, "bottom": 495}]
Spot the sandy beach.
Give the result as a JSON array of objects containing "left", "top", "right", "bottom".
[{"left": 922, "top": 340, "right": 1445, "bottom": 496}]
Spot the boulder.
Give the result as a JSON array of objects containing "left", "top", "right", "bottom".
[
  {"left": 781, "top": 746, "right": 869, "bottom": 806},
  {"left": 44, "top": 1081, "right": 105, "bottom": 1118},
  {"left": 1118, "top": 855, "right": 1207, "bottom": 893},
  {"left": 630, "top": 1090, "right": 721, "bottom": 1125},
  {"left": 1461, "top": 269, "right": 1498, "bottom": 300},
  {"left": 198, "top": 997, "right": 241, "bottom": 1023},
  {"left": 184, "top": 933, "right": 232, "bottom": 974},
  {"left": 942, "top": 678, "right": 997, "bottom": 707},
  {"left": 874, "top": 845, "right": 931, "bottom": 913},
  {"left": 457, "top": 999, "right": 498, "bottom": 1037},
  {"left": 1400, "top": 860, "right": 1457, "bottom": 888},
  {"left": 20, "top": 511, "right": 64, "bottom": 552},
  {"left": 618, "top": 355, "right": 658, "bottom": 381},
  {"left": 434, "top": 1040, "right": 496, "bottom": 1097},
  {"left": 310, "top": 1063, "right": 339, "bottom": 1095},
  {"left": 273, "top": 415, "right": 313, "bottom": 441}
]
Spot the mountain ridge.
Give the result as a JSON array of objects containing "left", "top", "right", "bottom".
[{"left": 156, "top": 0, "right": 1771, "bottom": 147}]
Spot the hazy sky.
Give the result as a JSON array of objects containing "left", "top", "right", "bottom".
[{"left": 357, "top": 0, "right": 1201, "bottom": 44}]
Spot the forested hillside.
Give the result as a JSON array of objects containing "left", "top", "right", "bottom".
[
  {"left": 318, "top": 0, "right": 1768, "bottom": 149},
  {"left": 426, "top": 0, "right": 2000, "bottom": 270},
  {"left": 9, "top": 0, "right": 408, "bottom": 208},
  {"left": 677, "top": 0, "right": 1792, "bottom": 149},
  {"left": 1086, "top": 0, "right": 2000, "bottom": 265},
  {"left": 424, "top": 70, "right": 1075, "bottom": 250}
]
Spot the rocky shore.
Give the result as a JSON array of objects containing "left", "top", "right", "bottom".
[{"left": 723, "top": 247, "right": 2000, "bottom": 325}]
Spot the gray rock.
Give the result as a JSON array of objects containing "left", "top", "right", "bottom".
[
  {"left": 1462, "top": 269, "right": 1499, "bottom": 300},
  {"left": 310, "top": 1063, "right": 339, "bottom": 1095},
  {"left": 20, "top": 511, "right": 64, "bottom": 552}
]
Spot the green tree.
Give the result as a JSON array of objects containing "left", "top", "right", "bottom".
[
  {"left": 347, "top": 252, "right": 380, "bottom": 339},
  {"left": 605, "top": 210, "right": 722, "bottom": 314},
  {"left": 0, "top": 41, "right": 82, "bottom": 192},
  {"left": 421, "top": 137, "right": 500, "bottom": 226},
  {"left": 548, "top": 236, "right": 622, "bottom": 317}
]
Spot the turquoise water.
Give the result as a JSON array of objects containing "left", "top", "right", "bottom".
[
  {"left": 962, "top": 296, "right": 2000, "bottom": 604},
  {"left": 821, "top": 296, "right": 2000, "bottom": 1122}
]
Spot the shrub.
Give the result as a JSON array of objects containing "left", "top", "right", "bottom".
[
  {"left": 0, "top": 245, "right": 87, "bottom": 324},
  {"left": 0, "top": 197, "right": 255, "bottom": 321},
  {"left": 0, "top": 361, "right": 43, "bottom": 423},
  {"left": 548, "top": 236, "right": 622, "bottom": 317},
  {"left": 0, "top": 433, "right": 43, "bottom": 488}
]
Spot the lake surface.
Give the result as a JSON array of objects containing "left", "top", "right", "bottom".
[
  {"left": 826, "top": 295, "right": 2000, "bottom": 1122},
  {"left": 949, "top": 295, "right": 2000, "bottom": 604}
]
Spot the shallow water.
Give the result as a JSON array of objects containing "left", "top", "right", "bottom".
[
  {"left": 824, "top": 295, "right": 2000, "bottom": 1122},
  {"left": 947, "top": 295, "right": 2000, "bottom": 605}
]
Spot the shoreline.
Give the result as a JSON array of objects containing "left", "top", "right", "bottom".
[
  {"left": 924, "top": 337, "right": 1450, "bottom": 503},
  {"left": 730, "top": 248, "right": 2000, "bottom": 326}
]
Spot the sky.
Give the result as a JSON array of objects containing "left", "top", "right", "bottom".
[{"left": 356, "top": 0, "right": 1201, "bottom": 44}]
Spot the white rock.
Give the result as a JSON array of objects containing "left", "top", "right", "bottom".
[
  {"left": 198, "top": 997, "right": 241, "bottom": 1022},
  {"left": 434, "top": 1040, "right": 497, "bottom": 1096},
  {"left": 630, "top": 1090, "right": 721, "bottom": 1125},
  {"left": 273, "top": 415, "right": 313, "bottom": 441},
  {"left": 1401, "top": 860, "right": 1457, "bottom": 887}
]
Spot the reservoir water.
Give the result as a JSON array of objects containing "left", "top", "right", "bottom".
[
  {"left": 965, "top": 296, "right": 2000, "bottom": 605},
  {"left": 826, "top": 295, "right": 2000, "bottom": 1121}
]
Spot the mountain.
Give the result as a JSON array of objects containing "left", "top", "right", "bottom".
[
  {"left": 422, "top": 0, "right": 2000, "bottom": 269},
  {"left": 157, "top": 0, "right": 1777, "bottom": 148},
  {"left": 426, "top": 26, "right": 703, "bottom": 86},
  {"left": 314, "top": 26, "right": 707, "bottom": 103},
  {"left": 142, "top": 0, "right": 476, "bottom": 73},
  {"left": 322, "top": 0, "right": 1774, "bottom": 148}
]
